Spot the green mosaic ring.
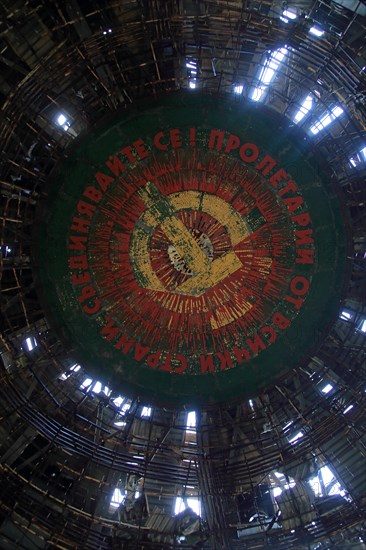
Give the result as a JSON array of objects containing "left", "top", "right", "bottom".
[{"left": 35, "top": 93, "right": 346, "bottom": 406}]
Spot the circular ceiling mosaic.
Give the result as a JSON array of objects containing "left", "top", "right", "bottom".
[{"left": 36, "top": 94, "right": 346, "bottom": 405}]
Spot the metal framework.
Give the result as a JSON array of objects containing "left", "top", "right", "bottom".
[{"left": 0, "top": 1, "right": 366, "bottom": 548}]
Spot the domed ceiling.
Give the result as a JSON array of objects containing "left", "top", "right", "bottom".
[
  {"left": 36, "top": 94, "right": 345, "bottom": 405},
  {"left": 0, "top": 1, "right": 366, "bottom": 549}
]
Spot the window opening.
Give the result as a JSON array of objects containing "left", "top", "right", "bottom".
[
  {"left": 309, "top": 105, "right": 344, "bottom": 135},
  {"left": 112, "top": 396, "right": 131, "bottom": 412},
  {"left": 283, "top": 420, "right": 293, "bottom": 431},
  {"left": 113, "top": 396, "right": 124, "bottom": 408},
  {"left": 280, "top": 8, "right": 297, "bottom": 23},
  {"left": 288, "top": 431, "right": 304, "bottom": 444},
  {"left": 59, "top": 363, "right": 81, "bottom": 380},
  {"left": 348, "top": 146, "right": 366, "bottom": 168},
  {"left": 121, "top": 402, "right": 131, "bottom": 413},
  {"left": 293, "top": 94, "right": 313, "bottom": 123},
  {"left": 271, "top": 471, "right": 296, "bottom": 497},
  {"left": 186, "top": 60, "right": 197, "bottom": 89},
  {"left": 340, "top": 310, "right": 352, "bottom": 320},
  {"left": 186, "top": 411, "right": 196, "bottom": 429},
  {"left": 174, "top": 496, "right": 201, "bottom": 517},
  {"left": 141, "top": 406, "right": 152, "bottom": 417},
  {"left": 343, "top": 404, "right": 354, "bottom": 414},
  {"left": 349, "top": 158, "right": 357, "bottom": 168},
  {"left": 112, "top": 396, "right": 131, "bottom": 426},
  {"left": 92, "top": 381, "right": 102, "bottom": 393},
  {"left": 80, "top": 377, "right": 93, "bottom": 390},
  {"left": 251, "top": 48, "right": 287, "bottom": 102},
  {"left": 309, "top": 465, "right": 346, "bottom": 497},
  {"left": 82, "top": 381, "right": 112, "bottom": 395},
  {"left": 56, "top": 113, "right": 70, "bottom": 131},
  {"left": 110, "top": 488, "right": 125, "bottom": 508},
  {"left": 24, "top": 336, "right": 37, "bottom": 351},
  {"left": 309, "top": 26, "right": 325, "bottom": 37},
  {"left": 185, "top": 411, "right": 197, "bottom": 446}
]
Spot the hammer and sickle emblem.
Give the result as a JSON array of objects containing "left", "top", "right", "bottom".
[{"left": 130, "top": 181, "right": 264, "bottom": 296}]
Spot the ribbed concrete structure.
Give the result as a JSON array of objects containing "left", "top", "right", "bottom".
[{"left": 0, "top": 2, "right": 366, "bottom": 549}]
